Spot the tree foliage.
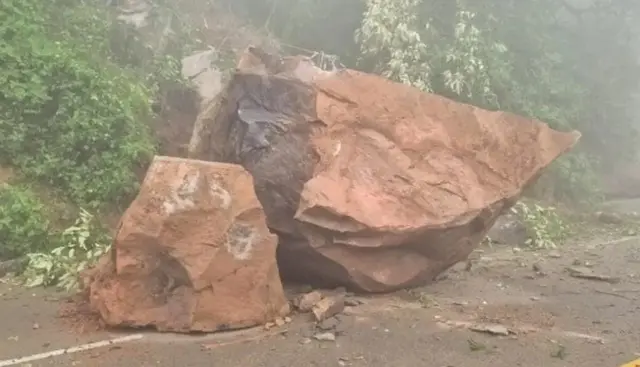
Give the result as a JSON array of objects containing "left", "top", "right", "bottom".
[
  {"left": 0, "top": 184, "right": 55, "bottom": 259},
  {"left": 0, "top": 0, "right": 159, "bottom": 208}
]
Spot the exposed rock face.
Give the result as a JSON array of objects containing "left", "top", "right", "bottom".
[
  {"left": 181, "top": 49, "right": 223, "bottom": 106},
  {"left": 189, "top": 47, "right": 580, "bottom": 293},
  {"left": 85, "top": 156, "right": 289, "bottom": 332}
]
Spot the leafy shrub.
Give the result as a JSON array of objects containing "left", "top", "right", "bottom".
[
  {"left": 512, "top": 202, "right": 568, "bottom": 249},
  {"left": 0, "top": 0, "right": 156, "bottom": 208},
  {"left": 22, "top": 209, "right": 110, "bottom": 290},
  {"left": 0, "top": 184, "right": 57, "bottom": 259}
]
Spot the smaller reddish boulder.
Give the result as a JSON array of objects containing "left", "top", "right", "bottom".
[{"left": 85, "top": 156, "right": 289, "bottom": 332}]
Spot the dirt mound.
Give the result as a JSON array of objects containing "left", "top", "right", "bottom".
[
  {"left": 84, "top": 156, "right": 289, "bottom": 332},
  {"left": 188, "top": 47, "right": 579, "bottom": 293},
  {"left": 57, "top": 291, "right": 104, "bottom": 334}
]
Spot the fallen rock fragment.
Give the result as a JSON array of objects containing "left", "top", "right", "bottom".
[
  {"left": 344, "top": 297, "right": 363, "bottom": 307},
  {"left": 189, "top": 46, "right": 581, "bottom": 292},
  {"left": 295, "top": 290, "right": 323, "bottom": 312},
  {"left": 312, "top": 295, "right": 345, "bottom": 322},
  {"left": 566, "top": 267, "right": 620, "bottom": 284},
  {"left": 469, "top": 323, "right": 512, "bottom": 336},
  {"left": 84, "top": 156, "right": 289, "bottom": 332},
  {"left": 313, "top": 332, "right": 336, "bottom": 342},
  {"left": 595, "top": 211, "right": 624, "bottom": 225},
  {"left": 317, "top": 316, "right": 341, "bottom": 331},
  {"left": 343, "top": 306, "right": 360, "bottom": 316}
]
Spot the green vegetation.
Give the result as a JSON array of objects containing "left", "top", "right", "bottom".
[
  {"left": 0, "top": 0, "right": 191, "bottom": 287},
  {"left": 0, "top": 0, "right": 156, "bottom": 208},
  {"left": 0, "top": 184, "right": 56, "bottom": 259},
  {"left": 23, "top": 209, "right": 110, "bottom": 290},
  {"left": 512, "top": 202, "right": 568, "bottom": 249}
]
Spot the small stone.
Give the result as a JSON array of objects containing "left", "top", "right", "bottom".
[
  {"left": 312, "top": 295, "right": 345, "bottom": 322},
  {"left": 344, "top": 298, "right": 363, "bottom": 307},
  {"left": 274, "top": 317, "right": 285, "bottom": 327},
  {"left": 284, "top": 316, "right": 292, "bottom": 323},
  {"left": 596, "top": 211, "right": 623, "bottom": 224},
  {"left": 333, "top": 287, "right": 347, "bottom": 295},
  {"left": 297, "top": 291, "right": 323, "bottom": 312},
  {"left": 434, "top": 272, "right": 449, "bottom": 281},
  {"left": 264, "top": 322, "right": 275, "bottom": 330},
  {"left": 566, "top": 267, "right": 620, "bottom": 284},
  {"left": 532, "top": 263, "right": 543, "bottom": 272},
  {"left": 318, "top": 316, "right": 341, "bottom": 331},
  {"left": 299, "top": 337, "right": 312, "bottom": 345},
  {"left": 298, "top": 285, "right": 314, "bottom": 293},
  {"left": 547, "top": 251, "right": 562, "bottom": 259},
  {"left": 342, "top": 306, "right": 356, "bottom": 315},
  {"left": 32, "top": 323, "right": 40, "bottom": 330},
  {"left": 464, "top": 261, "right": 473, "bottom": 271},
  {"left": 469, "top": 323, "right": 511, "bottom": 336},
  {"left": 313, "top": 332, "right": 336, "bottom": 342}
]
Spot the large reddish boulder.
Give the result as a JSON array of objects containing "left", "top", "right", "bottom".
[
  {"left": 85, "top": 156, "right": 289, "bottom": 332},
  {"left": 189, "top": 47, "right": 580, "bottom": 293}
]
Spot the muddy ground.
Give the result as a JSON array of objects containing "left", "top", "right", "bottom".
[{"left": 1, "top": 226, "right": 639, "bottom": 366}]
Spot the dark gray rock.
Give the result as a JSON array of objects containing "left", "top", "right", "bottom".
[{"left": 486, "top": 213, "right": 527, "bottom": 246}]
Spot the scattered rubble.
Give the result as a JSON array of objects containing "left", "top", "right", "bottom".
[
  {"left": 83, "top": 157, "right": 289, "bottom": 332},
  {"left": 188, "top": 46, "right": 580, "bottom": 292},
  {"left": 317, "top": 316, "right": 341, "bottom": 331},
  {"left": 294, "top": 290, "right": 323, "bottom": 312},
  {"left": 312, "top": 295, "right": 345, "bottom": 322}
]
